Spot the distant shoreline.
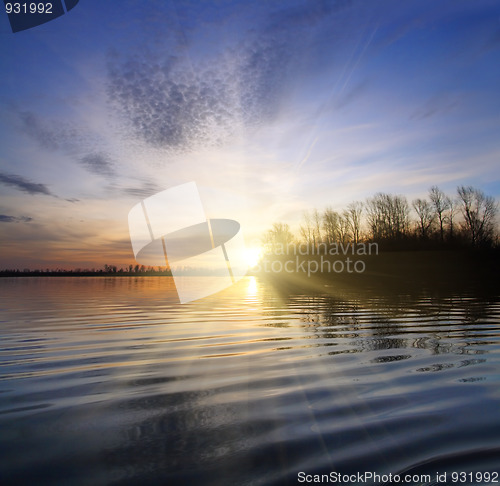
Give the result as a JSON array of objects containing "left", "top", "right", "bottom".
[
  {"left": 1, "top": 249, "right": 498, "bottom": 278},
  {"left": 0, "top": 270, "right": 172, "bottom": 277}
]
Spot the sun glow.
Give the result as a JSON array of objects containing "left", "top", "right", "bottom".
[{"left": 244, "top": 247, "right": 262, "bottom": 268}]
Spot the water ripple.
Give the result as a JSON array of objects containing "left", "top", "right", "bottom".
[{"left": 0, "top": 277, "right": 499, "bottom": 485}]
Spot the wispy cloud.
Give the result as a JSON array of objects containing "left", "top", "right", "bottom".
[
  {"left": 107, "top": 51, "right": 262, "bottom": 152},
  {"left": 105, "top": 1, "right": 351, "bottom": 154},
  {"left": 333, "top": 80, "right": 369, "bottom": 110},
  {"left": 18, "top": 111, "right": 61, "bottom": 150},
  {"left": 0, "top": 214, "right": 33, "bottom": 223},
  {"left": 0, "top": 173, "right": 53, "bottom": 196},
  {"left": 120, "top": 180, "right": 163, "bottom": 198},
  {"left": 17, "top": 111, "right": 104, "bottom": 170},
  {"left": 410, "top": 93, "right": 461, "bottom": 121},
  {"left": 80, "top": 153, "right": 115, "bottom": 177}
]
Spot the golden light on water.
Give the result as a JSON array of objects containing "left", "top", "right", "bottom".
[{"left": 245, "top": 276, "right": 258, "bottom": 299}]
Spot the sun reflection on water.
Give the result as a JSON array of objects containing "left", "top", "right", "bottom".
[{"left": 245, "top": 276, "right": 258, "bottom": 299}]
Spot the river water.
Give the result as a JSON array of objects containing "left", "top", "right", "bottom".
[{"left": 0, "top": 276, "right": 499, "bottom": 485}]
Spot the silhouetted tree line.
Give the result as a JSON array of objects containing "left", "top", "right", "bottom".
[
  {"left": 0, "top": 265, "right": 172, "bottom": 277},
  {"left": 264, "top": 185, "right": 499, "bottom": 251},
  {"left": 2, "top": 185, "right": 498, "bottom": 276}
]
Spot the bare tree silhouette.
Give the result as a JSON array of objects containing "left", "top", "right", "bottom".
[
  {"left": 344, "top": 201, "right": 363, "bottom": 245},
  {"left": 412, "top": 198, "right": 435, "bottom": 239},
  {"left": 263, "top": 222, "right": 294, "bottom": 251},
  {"left": 366, "top": 193, "right": 410, "bottom": 241},
  {"left": 457, "top": 186, "right": 498, "bottom": 247},
  {"left": 429, "top": 186, "right": 449, "bottom": 241}
]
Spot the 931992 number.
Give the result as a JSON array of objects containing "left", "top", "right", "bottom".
[
  {"left": 451, "top": 471, "right": 499, "bottom": 483},
  {"left": 5, "top": 3, "right": 53, "bottom": 14}
]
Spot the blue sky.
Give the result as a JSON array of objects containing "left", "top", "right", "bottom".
[{"left": 0, "top": 0, "right": 499, "bottom": 268}]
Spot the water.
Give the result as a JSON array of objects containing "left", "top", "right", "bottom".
[{"left": 0, "top": 276, "right": 499, "bottom": 485}]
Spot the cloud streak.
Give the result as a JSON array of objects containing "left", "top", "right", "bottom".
[
  {"left": 17, "top": 111, "right": 110, "bottom": 179},
  {"left": 19, "top": 111, "right": 61, "bottom": 151},
  {"left": 0, "top": 173, "right": 53, "bottom": 196},
  {"left": 0, "top": 214, "right": 33, "bottom": 223},
  {"left": 410, "top": 93, "right": 461, "bottom": 121},
  {"left": 120, "top": 180, "right": 163, "bottom": 199},
  {"left": 80, "top": 153, "right": 115, "bottom": 177}
]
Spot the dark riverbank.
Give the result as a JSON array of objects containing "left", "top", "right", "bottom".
[
  {"left": 2, "top": 249, "right": 499, "bottom": 286},
  {"left": 253, "top": 249, "right": 500, "bottom": 298}
]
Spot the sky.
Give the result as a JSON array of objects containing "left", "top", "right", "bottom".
[{"left": 0, "top": 0, "right": 499, "bottom": 269}]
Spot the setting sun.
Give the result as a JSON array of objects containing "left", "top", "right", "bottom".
[{"left": 244, "top": 247, "right": 262, "bottom": 268}]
